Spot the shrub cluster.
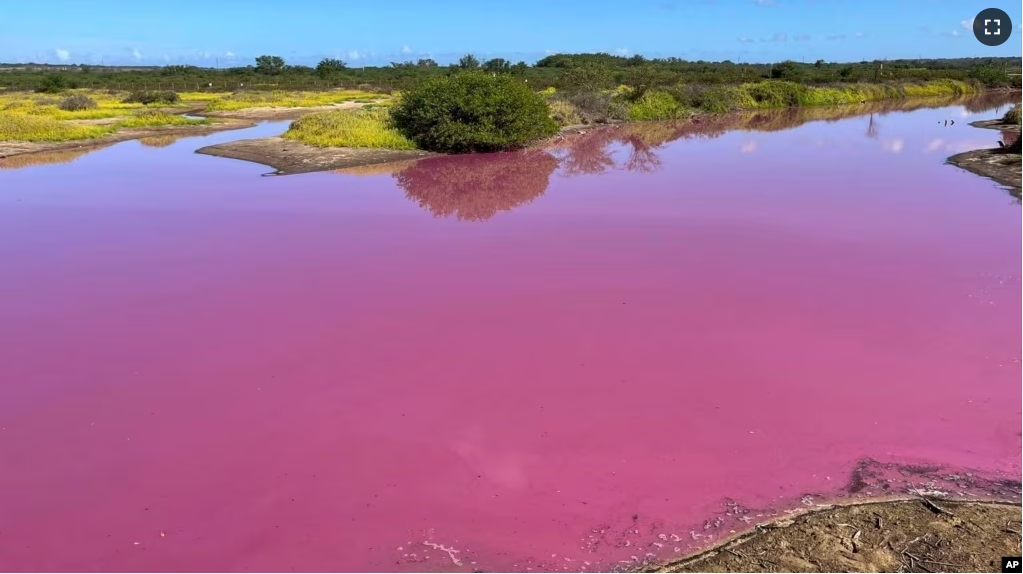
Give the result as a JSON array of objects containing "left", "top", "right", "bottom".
[
  {"left": 389, "top": 71, "right": 558, "bottom": 153},
  {"left": 57, "top": 93, "right": 98, "bottom": 112},
  {"left": 122, "top": 90, "right": 180, "bottom": 105}
]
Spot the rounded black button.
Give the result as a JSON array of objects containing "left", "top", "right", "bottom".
[{"left": 973, "top": 8, "right": 1012, "bottom": 46}]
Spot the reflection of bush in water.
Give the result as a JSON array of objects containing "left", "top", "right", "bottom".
[
  {"left": 138, "top": 135, "right": 179, "bottom": 148},
  {"left": 0, "top": 146, "right": 102, "bottom": 170},
  {"left": 393, "top": 150, "right": 558, "bottom": 221}
]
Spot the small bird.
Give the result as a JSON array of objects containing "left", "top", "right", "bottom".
[{"left": 998, "top": 140, "right": 1005, "bottom": 147}]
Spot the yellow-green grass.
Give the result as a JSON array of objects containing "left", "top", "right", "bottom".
[
  {"left": 734, "top": 79, "right": 976, "bottom": 109},
  {"left": 199, "top": 89, "right": 388, "bottom": 111},
  {"left": 0, "top": 89, "right": 153, "bottom": 120},
  {"left": 1004, "top": 104, "right": 1021, "bottom": 125},
  {"left": 114, "top": 110, "right": 209, "bottom": 128},
  {"left": 0, "top": 112, "right": 113, "bottom": 142},
  {"left": 283, "top": 108, "right": 415, "bottom": 150}
]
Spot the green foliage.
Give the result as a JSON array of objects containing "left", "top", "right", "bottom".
[
  {"left": 968, "top": 64, "right": 1013, "bottom": 88},
  {"left": 115, "top": 110, "right": 206, "bottom": 128},
  {"left": 35, "top": 74, "right": 67, "bottom": 94},
  {"left": 255, "top": 55, "right": 286, "bottom": 75},
  {"left": 390, "top": 71, "right": 559, "bottom": 152},
  {"left": 416, "top": 58, "right": 438, "bottom": 68},
  {"left": 57, "top": 93, "right": 98, "bottom": 111},
  {"left": 456, "top": 54, "right": 480, "bottom": 70},
  {"left": 483, "top": 58, "right": 511, "bottom": 73},
  {"left": 627, "top": 90, "right": 687, "bottom": 120},
  {"left": 122, "top": 90, "right": 180, "bottom": 105},
  {"left": 284, "top": 108, "right": 415, "bottom": 149},
  {"left": 0, "top": 111, "right": 112, "bottom": 141},
  {"left": 555, "top": 65, "right": 616, "bottom": 92},
  {"left": 669, "top": 84, "right": 741, "bottom": 113},
  {"left": 1003, "top": 104, "right": 1021, "bottom": 125},
  {"left": 315, "top": 58, "right": 347, "bottom": 79},
  {"left": 547, "top": 98, "right": 584, "bottom": 126}
]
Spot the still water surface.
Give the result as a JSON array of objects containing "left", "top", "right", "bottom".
[{"left": 1, "top": 95, "right": 1020, "bottom": 571}]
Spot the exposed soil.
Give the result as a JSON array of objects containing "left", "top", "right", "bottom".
[
  {"left": 946, "top": 118, "right": 1022, "bottom": 196},
  {"left": 194, "top": 136, "right": 439, "bottom": 174},
  {"left": 0, "top": 118, "right": 255, "bottom": 161},
  {"left": 651, "top": 498, "right": 1022, "bottom": 573}
]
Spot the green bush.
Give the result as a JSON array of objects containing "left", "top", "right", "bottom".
[
  {"left": 627, "top": 90, "right": 686, "bottom": 120},
  {"left": 670, "top": 84, "right": 741, "bottom": 113},
  {"left": 738, "top": 80, "right": 809, "bottom": 108},
  {"left": 36, "top": 74, "right": 68, "bottom": 94},
  {"left": 58, "top": 93, "right": 98, "bottom": 111},
  {"left": 390, "top": 71, "right": 559, "bottom": 153},
  {"left": 122, "top": 90, "right": 180, "bottom": 105},
  {"left": 1004, "top": 104, "right": 1021, "bottom": 125}
]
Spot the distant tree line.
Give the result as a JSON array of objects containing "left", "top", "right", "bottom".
[{"left": 0, "top": 53, "right": 1018, "bottom": 93}]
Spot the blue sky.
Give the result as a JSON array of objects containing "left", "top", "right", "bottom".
[{"left": 1, "top": 0, "right": 1019, "bottom": 66}]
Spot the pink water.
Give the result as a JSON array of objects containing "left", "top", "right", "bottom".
[{"left": 1, "top": 97, "right": 1020, "bottom": 572}]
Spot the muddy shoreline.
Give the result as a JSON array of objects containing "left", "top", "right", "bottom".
[
  {"left": 0, "top": 118, "right": 256, "bottom": 161},
  {"left": 946, "top": 118, "right": 1022, "bottom": 196},
  {"left": 649, "top": 497, "right": 1022, "bottom": 573}
]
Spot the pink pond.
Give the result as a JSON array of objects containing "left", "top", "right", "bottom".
[{"left": 0, "top": 96, "right": 1020, "bottom": 572}]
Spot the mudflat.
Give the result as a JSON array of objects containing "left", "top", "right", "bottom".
[
  {"left": 946, "top": 119, "right": 1021, "bottom": 196},
  {"left": 655, "top": 498, "right": 1022, "bottom": 573}
]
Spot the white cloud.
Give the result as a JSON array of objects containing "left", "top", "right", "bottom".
[
  {"left": 54, "top": 48, "right": 70, "bottom": 62},
  {"left": 925, "top": 139, "right": 945, "bottom": 152},
  {"left": 853, "top": 31, "right": 865, "bottom": 38},
  {"left": 961, "top": 18, "right": 973, "bottom": 30},
  {"left": 347, "top": 50, "right": 363, "bottom": 60},
  {"left": 615, "top": 47, "right": 630, "bottom": 55},
  {"left": 738, "top": 37, "right": 755, "bottom": 43},
  {"left": 131, "top": 48, "right": 143, "bottom": 61},
  {"left": 740, "top": 140, "right": 759, "bottom": 153},
  {"left": 881, "top": 138, "right": 904, "bottom": 153},
  {"left": 224, "top": 51, "right": 236, "bottom": 59},
  {"left": 400, "top": 45, "right": 412, "bottom": 54},
  {"left": 793, "top": 33, "right": 811, "bottom": 41}
]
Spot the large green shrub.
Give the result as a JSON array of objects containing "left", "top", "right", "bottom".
[
  {"left": 122, "top": 90, "right": 180, "bottom": 105},
  {"left": 36, "top": 74, "right": 68, "bottom": 94},
  {"left": 389, "top": 71, "right": 559, "bottom": 153}
]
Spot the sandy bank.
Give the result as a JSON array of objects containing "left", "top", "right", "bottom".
[
  {"left": 946, "top": 118, "right": 1021, "bottom": 196},
  {"left": 0, "top": 118, "right": 255, "bottom": 161},
  {"left": 651, "top": 498, "right": 1021, "bottom": 573},
  {"left": 195, "top": 136, "right": 439, "bottom": 174}
]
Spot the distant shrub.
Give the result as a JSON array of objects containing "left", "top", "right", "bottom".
[
  {"left": 35, "top": 74, "right": 68, "bottom": 94},
  {"left": 390, "top": 71, "right": 559, "bottom": 153},
  {"left": 738, "top": 80, "right": 809, "bottom": 108},
  {"left": 122, "top": 90, "right": 180, "bottom": 105},
  {"left": 57, "top": 93, "right": 98, "bottom": 112},
  {"left": 284, "top": 109, "right": 415, "bottom": 149},
  {"left": 670, "top": 84, "right": 741, "bottom": 113},
  {"left": 548, "top": 98, "right": 584, "bottom": 127},
  {"left": 1003, "top": 104, "right": 1021, "bottom": 125},
  {"left": 627, "top": 90, "right": 686, "bottom": 120}
]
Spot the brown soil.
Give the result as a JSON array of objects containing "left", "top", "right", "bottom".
[
  {"left": 652, "top": 498, "right": 1022, "bottom": 573},
  {"left": 0, "top": 118, "right": 255, "bottom": 162},
  {"left": 946, "top": 119, "right": 1022, "bottom": 196},
  {"left": 194, "top": 136, "right": 438, "bottom": 174}
]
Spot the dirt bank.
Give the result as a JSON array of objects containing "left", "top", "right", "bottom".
[
  {"left": 946, "top": 118, "right": 1022, "bottom": 196},
  {"left": 0, "top": 118, "right": 255, "bottom": 161},
  {"left": 195, "top": 136, "right": 439, "bottom": 174},
  {"left": 651, "top": 498, "right": 1021, "bottom": 573},
  {"left": 200, "top": 101, "right": 383, "bottom": 121}
]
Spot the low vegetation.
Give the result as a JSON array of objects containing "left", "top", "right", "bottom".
[
  {"left": 1003, "top": 104, "right": 1021, "bottom": 125},
  {"left": 284, "top": 109, "right": 414, "bottom": 149},
  {"left": 0, "top": 112, "right": 112, "bottom": 141},
  {"left": 203, "top": 89, "right": 384, "bottom": 111},
  {"left": 390, "top": 71, "right": 559, "bottom": 152},
  {"left": 57, "top": 93, "right": 97, "bottom": 111},
  {"left": 122, "top": 90, "right": 180, "bottom": 105},
  {"left": 114, "top": 109, "right": 207, "bottom": 128}
]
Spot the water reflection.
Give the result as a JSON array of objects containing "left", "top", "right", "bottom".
[
  {"left": 138, "top": 135, "right": 181, "bottom": 148},
  {"left": 394, "top": 150, "right": 559, "bottom": 222},
  {"left": 0, "top": 145, "right": 111, "bottom": 170},
  {"left": 329, "top": 93, "right": 1020, "bottom": 221}
]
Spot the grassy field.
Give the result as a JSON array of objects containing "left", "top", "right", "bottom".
[
  {"left": 200, "top": 89, "right": 388, "bottom": 111},
  {"left": 0, "top": 112, "right": 113, "bottom": 141},
  {"left": 283, "top": 108, "right": 415, "bottom": 149}
]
